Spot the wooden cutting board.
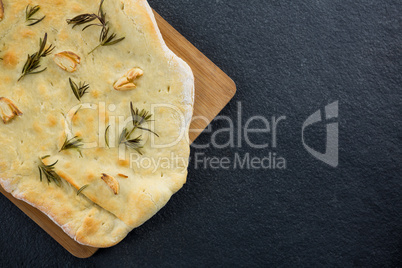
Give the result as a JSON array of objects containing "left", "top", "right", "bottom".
[{"left": 0, "top": 10, "right": 236, "bottom": 258}]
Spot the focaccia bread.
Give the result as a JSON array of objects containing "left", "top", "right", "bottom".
[{"left": 0, "top": 0, "right": 194, "bottom": 247}]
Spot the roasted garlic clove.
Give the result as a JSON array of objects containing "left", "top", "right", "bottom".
[
  {"left": 126, "top": 68, "right": 144, "bottom": 80},
  {"left": 53, "top": 51, "right": 81, "bottom": 73},
  {"left": 114, "top": 67, "right": 143, "bottom": 91},
  {"left": 0, "top": 97, "right": 23, "bottom": 124},
  {"left": 101, "top": 173, "right": 119, "bottom": 195},
  {"left": 0, "top": 0, "right": 4, "bottom": 21}
]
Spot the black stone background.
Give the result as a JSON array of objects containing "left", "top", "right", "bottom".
[{"left": 0, "top": 0, "right": 401, "bottom": 266}]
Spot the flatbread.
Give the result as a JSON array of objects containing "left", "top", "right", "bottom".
[{"left": 0, "top": 0, "right": 194, "bottom": 247}]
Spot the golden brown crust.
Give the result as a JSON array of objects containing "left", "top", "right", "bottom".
[{"left": 0, "top": 176, "right": 131, "bottom": 248}]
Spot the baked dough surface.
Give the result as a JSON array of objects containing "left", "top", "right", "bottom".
[{"left": 0, "top": 0, "right": 194, "bottom": 247}]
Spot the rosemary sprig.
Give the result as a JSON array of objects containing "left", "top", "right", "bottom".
[
  {"left": 18, "top": 33, "right": 55, "bottom": 81},
  {"left": 119, "top": 102, "right": 159, "bottom": 154},
  {"left": 82, "top": 0, "right": 106, "bottom": 32},
  {"left": 25, "top": 5, "right": 45, "bottom": 26},
  {"left": 69, "top": 78, "right": 89, "bottom": 101},
  {"left": 77, "top": 184, "right": 89, "bottom": 195},
  {"left": 66, "top": 0, "right": 104, "bottom": 28},
  {"left": 60, "top": 136, "right": 83, "bottom": 157},
  {"left": 66, "top": 14, "right": 98, "bottom": 29},
  {"left": 119, "top": 128, "right": 143, "bottom": 154},
  {"left": 130, "top": 103, "right": 159, "bottom": 137},
  {"left": 88, "top": 26, "right": 125, "bottom": 55},
  {"left": 38, "top": 156, "right": 62, "bottom": 187},
  {"left": 131, "top": 103, "right": 152, "bottom": 126},
  {"left": 66, "top": 0, "right": 125, "bottom": 54}
]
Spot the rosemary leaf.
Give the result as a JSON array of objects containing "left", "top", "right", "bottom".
[
  {"left": 137, "top": 126, "right": 159, "bottom": 137},
  {"left": 25, "top": 5, "right": 45, "bottom": 26},
  {"left": 77, "top": 184, "right": 89, "bottom": 195},
  {"left": 38, "top": 157, "right": 62, "bottom": 187},
  {"left": 60, "top": 136, "right": 83, "bottom": 157},
  {"left": 105, "top": 125, "right": 111, "bottom": 148},
  {"left": 119, "top": 129, "right": 143, "bottom": 155},
  {"left": 66, "top": 13, "right": 98, "bottom": 28},
  {"left": 69, "top": 78, "right": 89, "bottom": 101}
]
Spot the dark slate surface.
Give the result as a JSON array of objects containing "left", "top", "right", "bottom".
[{"left": 1, "top": 0, "right": 401, "bottom": 266}]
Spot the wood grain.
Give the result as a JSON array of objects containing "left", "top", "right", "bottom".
[
  {"left": 0, "top": 10, "right": 236, "bottom": 258},
  {"left": 153, "top": 12, "right": 237, "bottom": 142}
]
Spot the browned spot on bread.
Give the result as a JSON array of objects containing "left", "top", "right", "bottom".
[
  {"left": 21, "top": 29, "right": 35, "bottom": 38},
  {"left": 72, "top": 112, "right": 80, "bottom": 125},
  {"left": 38, "top": 85, "right": 47, "bottom": 96},
  {"left": 32, "top": 121, "right": 43, "bottom": 133},
  {"left": 80, "top": 214, "right": 98, "bottom": 236},
  {"left": 58, "top": 29, "right": 69, "bottom": 42},
  {"left": 86, "top": 172, "right": 96, "bottom": 182},
  {"left": 0, "top": 162, "right": 8, "bottom": 172},
  {"left": 72, "top": 3, "right": 83, "bottom": 12},
  {"left": 47, "top": 114, "right": 58, "bottom": 127},
  {"left": 2, "top": 51, "right": 18, "bottom": 69},
  {"left": 53, "top": 0, "right": 65, "bottom": 5},
  {"left": 91, "top": 89, "right": 100, "bottom": 98},
  {"left": 1, "top": 76, "right": 11, "bottom": 84},
  {"left": 63, "top": 162, "right": 72, "bottom": 169},
  {"left": 118, "top": 159, "right": 130, "bottom": 167}
]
